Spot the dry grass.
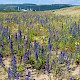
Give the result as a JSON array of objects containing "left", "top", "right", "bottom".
[{"left": 53, "top": 6, "right": 80, "bottom": 16}]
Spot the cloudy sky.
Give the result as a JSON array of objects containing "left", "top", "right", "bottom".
[{"left": 0, "top": 0, "right": 80, "bottom": 5}]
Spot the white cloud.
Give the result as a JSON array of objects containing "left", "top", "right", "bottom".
[{"left": 52, "top": 0, "right": 80, "bottom": 4}]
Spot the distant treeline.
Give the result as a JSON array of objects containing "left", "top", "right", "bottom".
[
  {"left": 0, "top": 10, "right": 20, "bottom": 12},
  {"left": 0, "top": 4, "right": 73, "bottom": 11}
]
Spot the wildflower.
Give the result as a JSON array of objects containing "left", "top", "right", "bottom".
[
  {"left": 2, "top": 27, "right": 9, "bottom": 41},
  {"left": 12, "top": 55, "right": 16, "bottom": 64},
  {"left": 0, "top": 26, "right": 3, "bottom": 31},
  {"left": 18, "top": 44, "right": 20, "bottom": 50},
  {"left": 46, "top": 54, "right": 50, "bottom": 74},
  {"left": 34, "top": 40, "right": 39, "bottom": 51},
  {"left": 11, "top": 55, "right": 17, "bottom": 78},
  {"left": 34, "top": 40, "right": 39, "bottom": 60},
  {"left": 69, "top": 26, "right": 72, "bottom": 34},
  {"left": 55, "top": 44, "right": 58, "bottom": 55},
  {"left": 10, "top": 39, "right": 13, "bottom": 52},
  {"left": 78, "top": 24, "right": 80, "bottom": 36},
  {"left": 65, "top": 56, "right": 69, "bottom": 65},
  {"left": 24, "top": 40, "right": 28, "bottom": 50},
  {"left": 56, "top": 45, "right": 58, "bottom": 50},
  {"left": 1, "top": 42, "right": 5, "bottom": 50},
  {"left": 23, "top": 50, "right": 30, "bottom": 65},
  {"left": 14, "top": 33, "right": 17, "bottom": 41},
  {"left": 69, "top": 77, "right": 73, "bottom": 80},
  {"left": 18, "top": 30, "right": 22, "bottom": 42},
  {"left": 75, "top": 42, "right": 79, "bottom": 53},
  {"left": 8, "top": 67, "right": 13, "bottom": 80},
  {"left": 59, "top": 51, "right": 65, "bottom": 64},
  {"left": 67, "top": 63, "right": 71, "bottom": 72},
  {"left": 27, "top": 70, "right": 31, "bottom": 77},
  {"left": 72, "top": 30, "right": 76, "bottom": 38},
  {"left": 46, "top": 59, "right": 50, "bottom": 74},
  {"left": 70, "top": 53, "right": 72, "bottom": 58},
  {"left": 60, "top": 51, "right": 65, "bottom": 57},
  {"left": 6, "top": 18, "right": 10, "bottom": 21},
  {"left": 52, "top": 59, "right": 56, "bottom": 68},
  {"left": 48, "top": 44, "right": 52, "bottom": 51},
  {"left": 35, "top": 51, "right": 38, "bottom": 60},
  {"left": 25, "top": 76, "right": 30, "bottom": 80},
  {"left": 48, "top": 37, "right": 50, "bottom": 44},
  {"left": 0, "top": 53, "right": 3, "bottom": 64},
  {"left": 15, "top": 72, "right": 19, "bottom": 80}
]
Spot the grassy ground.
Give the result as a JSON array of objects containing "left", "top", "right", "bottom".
[
  {"left": 53, "top": 6, "right": 80, "bottom": 16},
  {"left": 0, "top": 6, "right": 80, "bottom": 80}
]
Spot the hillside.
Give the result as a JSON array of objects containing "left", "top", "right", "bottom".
[
  {"left": 53, "top": 6, "right": 80, "bottom": 16},
  {"left": 0, "top": 4, "right": 73, "bottom": 11}
]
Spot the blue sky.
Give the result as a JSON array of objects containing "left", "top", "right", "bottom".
[{"left": 0, "top": 0, "right": 80, "bottom": 5}]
